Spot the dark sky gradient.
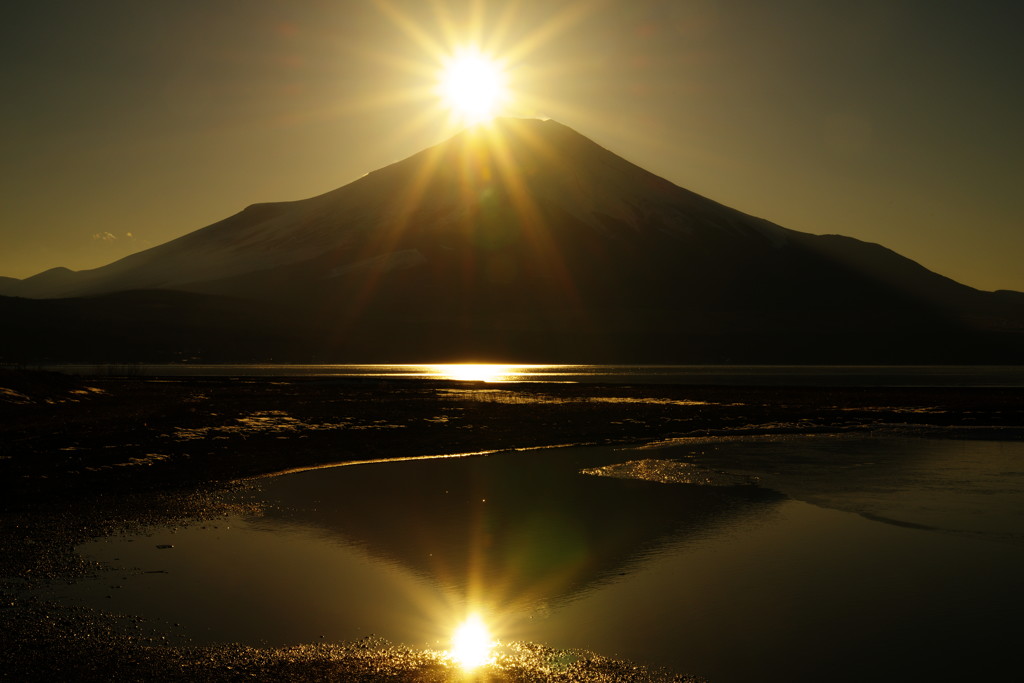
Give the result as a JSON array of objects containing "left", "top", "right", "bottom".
[{"left": 2, "top": 0, "right": 1021, "bottom": 291}]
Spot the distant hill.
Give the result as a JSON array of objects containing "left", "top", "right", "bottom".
[{"left": 2, "top": 118, "right": 1021, "bottom": 363}]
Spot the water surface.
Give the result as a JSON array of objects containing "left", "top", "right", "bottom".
[
  {"left": 43, "top": 363, "right": 1024, "bottom": 386},
  {"left": 49, "top": 436, "right": 1024, "bottom": 682}
]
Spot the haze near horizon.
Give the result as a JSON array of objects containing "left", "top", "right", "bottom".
[{"left": 2, "top": 1, "right": 1022, "bottom": 292}]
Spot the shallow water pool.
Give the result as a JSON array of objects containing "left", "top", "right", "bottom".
[{"left": 49, "top": 436, "right": 1024, "bottom": 682}]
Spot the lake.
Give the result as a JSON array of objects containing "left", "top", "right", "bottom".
[
  {"left": 40, "top": 363, "right": 1024, "bottom": 387},
  {"left": 42, "top": 435, "right": 1024, "bottom": 682}
]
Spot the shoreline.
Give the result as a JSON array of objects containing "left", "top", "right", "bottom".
[
  {"left": 2, "top": 369, "right": 1022, "bottom": 680},
  {"left": 4, "top": 369, "right": 1022, "bottom": 507}
]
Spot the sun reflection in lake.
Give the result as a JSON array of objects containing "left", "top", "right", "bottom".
[
  {"left": 428, "top": 364, "right": 519, "bottom": 382},
  {"left": 449, "top": 614, "right": 496, "bottom": 670}
]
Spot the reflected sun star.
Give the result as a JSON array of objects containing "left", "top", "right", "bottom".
[{"left": 450, "top": 614, "right": 496, "bottom": 670}]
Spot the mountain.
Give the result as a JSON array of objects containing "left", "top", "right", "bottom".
[{"left": 2, "top": 118, "right": 1022, "bottom": 363}]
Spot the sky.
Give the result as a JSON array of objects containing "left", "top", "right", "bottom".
[{"left": 2, "top": 0, "right": 1022, "bottom": 292}]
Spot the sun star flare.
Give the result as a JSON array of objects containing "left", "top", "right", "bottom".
[{"left": 438, "top": 49, "right": 508, "bottom": 123}]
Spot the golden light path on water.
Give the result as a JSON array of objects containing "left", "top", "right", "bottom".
[{"left": 428, "top": 363, "right": 522, "bottom": 382}]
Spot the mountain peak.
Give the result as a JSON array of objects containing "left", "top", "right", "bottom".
[
  {"left": 0, "top": 119, "right": 879, "bottom": 300},
  {"left": 2, "top": 117, "right": 1021, "bottom": 365}
]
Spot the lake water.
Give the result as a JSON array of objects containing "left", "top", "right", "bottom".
[
  {"left": 41, "top": 363, "right": 1024, "bottom": 386},
  {"left": 45, "top": 435, "right": 1024, "bottom": 682}
]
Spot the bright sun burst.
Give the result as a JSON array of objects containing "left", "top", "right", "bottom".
[
  {"left": 437, "top": 49, "right": 507, "bottom": 123},
  {"left": 450, "top": 614, "right": 496, "bottom": 670},
  {"left": 368, "top": 1, "right": 598, "bottom": 138}
]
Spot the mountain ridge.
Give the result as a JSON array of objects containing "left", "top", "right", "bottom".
[
  {"left": 0, "top": 119, "right": 822, "bottom": 299},
  {"left": 2, "top": 118, "right": 1021, "bottom": 363}
]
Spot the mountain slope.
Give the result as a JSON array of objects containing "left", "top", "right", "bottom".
[
  {"left": 3, "top": 119, "right": 793, "bottom": 298},
  {"left": 2, "top": 118, "right": 1021, "bottom": 363}
]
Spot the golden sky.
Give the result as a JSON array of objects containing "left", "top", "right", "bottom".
[{"left": 2, "top": 0, "right": 1022, "bottom": 291}]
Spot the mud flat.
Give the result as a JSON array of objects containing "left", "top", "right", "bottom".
[{"left": 4, "top": 368, "right": 1021, "bottom": 505}]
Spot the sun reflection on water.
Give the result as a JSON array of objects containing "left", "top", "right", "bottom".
[
  {"left": 428, "top": 364, "right": 520, "bottom": 382},
  {"left": 449, "top": 614, "right": 496, "bottom": 670}
]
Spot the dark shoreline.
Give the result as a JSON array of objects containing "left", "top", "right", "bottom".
[
  {"left": 2, "top": 369, "right": 1022, "bottom": 681},
  {"left": 4, "top": 369, "right": 1023, "bottom": 507}
]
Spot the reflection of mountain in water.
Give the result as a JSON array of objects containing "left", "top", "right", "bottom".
[{"left": 252, "top": 445, "right": 783, "bottom": 613}]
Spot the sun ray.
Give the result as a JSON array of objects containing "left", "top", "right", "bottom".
[
  {"left": 364, "top": 0, "right": 604, "bottom": 136},
  {"left": 465, "top": 0, "right": 486, "bottom": 50},
  {"left": 501, "top": 0, "right": 597, "bottom": 63},
  {"left": 373, "top": 0, "right": 449, "bottom": 59},
  {"left": 486, "top": 123, "right": 584, "bottom": 307},
  {"left": 482, "top": 0, "right": 519, "bottom": 56},
  {"left": 313, "top": 0, "right": 608, "bottom": 350},
  {"left": 430, "top": 0, "right": 464, "bottom": 54}
]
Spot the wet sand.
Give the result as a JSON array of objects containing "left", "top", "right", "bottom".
[{"left": 2, "top": 368, "right": 1022, "bottom": 681}]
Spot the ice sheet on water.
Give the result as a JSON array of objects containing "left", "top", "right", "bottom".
[
  {"left": 581, "top": 458, "right": 759, "bottom": 487},
  {"left": 643, "top": 436, "right": 1024, "bottom": 546}
]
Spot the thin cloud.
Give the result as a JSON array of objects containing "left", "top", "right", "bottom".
[{"left": 91, "top": 232, "right": 136, "bottom": 243}]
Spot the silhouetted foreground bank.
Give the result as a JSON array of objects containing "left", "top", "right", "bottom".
[{"left": 2, "top": 368, "right": 1021, "bottom": 681}]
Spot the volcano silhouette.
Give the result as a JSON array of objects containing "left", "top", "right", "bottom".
[{"left": 2, "top": 118, "right": 1022, "bottom": 362}]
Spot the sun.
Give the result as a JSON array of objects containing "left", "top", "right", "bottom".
[
  {"left": 368, "top": 2, "right": 598, "bottom": 138},
  {"left": 437, "top": 49, "right": 507, "bottom": 123}
]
